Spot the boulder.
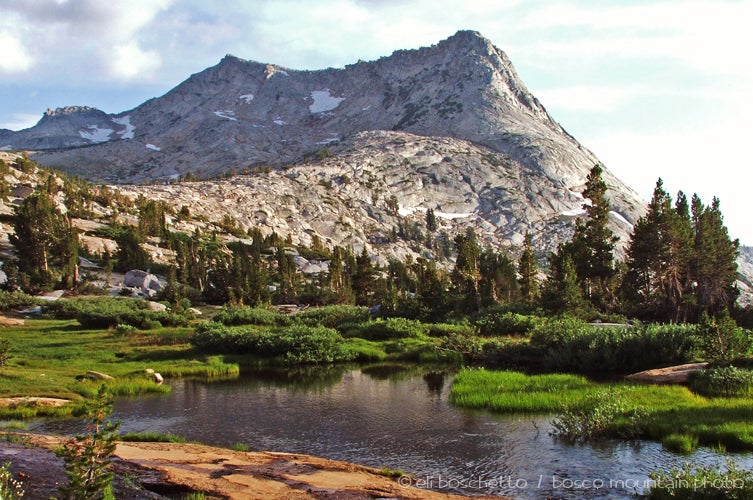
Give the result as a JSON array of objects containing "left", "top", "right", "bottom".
[
  {"left": 124, "top": 270, "right": 163, "bottom": 292},
  {"left": 86, "top": 370, "right": 114, "bottom": 380},
  {"left": 625, "top": 362, "right": 708, "bottom": 385}
]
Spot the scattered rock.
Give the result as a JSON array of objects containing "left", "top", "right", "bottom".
[
  {"left": 146, "top": 301, "right": 167, "bottom": 312},
  {"left": 0, "top": 397, "right": 70, "bottom": 408},
  {"left": 0, "top": 315, "right": 24, "bottom": 326},
  {"left": 86, "top": 370, "right": 114, "bottom": 380},
  {"left": 625, "top": 362, "right": 708, "bottom": 385}
]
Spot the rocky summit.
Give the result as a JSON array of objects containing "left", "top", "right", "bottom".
[{"left": 2, "top": 30, "right": 647, "bottom": 257}]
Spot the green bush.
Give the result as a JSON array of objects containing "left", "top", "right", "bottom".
[
  {"left": 426, "top": 322, "right": 477, "bottom": 338},
  {"left": 190, "top": 322, "right": 354, "bottom": 364},
  {"left": 662, "top": 433, "right": 698, "bottom": 454},
  {"left": 44, "top": 297, "right": 189, "bottom": 330},
  {"left": 189, "top": 322, "right": 258, "bottom": 353},
  {"left": 550, "top": 387, "right": 646, "bottom": 443},
  {"left": 475, "top": 311, "right": 542, "bottom": 336},
  {"left": 213, "top": 305, "right": 284, "bottom": 326},
  {"left": 0, "top": 290, "right": 39, "bottom": 312},
  {"left": 291, "top": 305, "right": 369, "bottom": 328},
  {"left": 646, "top": 460, "right": 753, "bottom": 499},
  {"left": 253, "top": 325, "right": 355, "bottom": 364},
  {"left": 689, "top": 366, "right": 753, "bottom": 397},
  {"left": 530, "top": 318, "right": 698, "bottom": 375},
  {"left": 699, "top": 311, "right": 752, "bottom": 364},
  {"left": 347, "top": 317, "right": 429, "bottom": 341}
]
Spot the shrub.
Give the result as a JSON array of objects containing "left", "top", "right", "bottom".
[
  {"left": 530, "top": 318, "right": 698, "bottom": 375},
  {"left": 689, "top": 366, "right": 753, "bottom": 397},
  {"left": 698, "top": 310, "right": 752, "bottom": 364},
  {"left": 550, "top": 387, "right": 646, "bottom": 443},
  {"left": 646, "top": 460, "right": 753, "bottom": 499},
  {"left": 347, "top": 317, "right": 430, "bottom": 341},
  {"left": 190, "top": 322, "right": 355, "bottom": 364},
  {"left": 291, "top": 305, "right": 369, "bottom": 328},
  {"left": 253, "top": 325, "right": 355, "bottom": 364},
  {"left": 56, "top": 385, "right": 120, "bottom": 499},
  {"left": 0, "top": 290, "right": 38, "bottom": 312},
  {"left": 662, "top": 433, "right": 698, "bottom": 454},
  {"left": 0, "top": 461, "right": 25, "bottom": 500},
  {"left": 426, "top": 322, "right": 477, "bottom": 338},
  {"left": 475, "top": 311, "right": 542, "bottom": 336},
  {"left": 44, "top": 297, "right": 189, "bottom": 330},
  {"left": 213, "top": 306, "right": 284, "bottom": 326},
  {"left": 189, "top": 322, "right": 258, "bottom": 353}
]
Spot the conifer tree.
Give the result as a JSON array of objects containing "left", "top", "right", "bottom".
[
  {"left": 540, "top": 249, "right": 588, "bottom": 316},
  {"left": 426, "top": 208, "right": 438, "bottom": 232},
  {"left": 352, "top": 247, "right": 376, "bottom": 306},
  {"left": 518, "top": 232, "right": 539, "bottom": 307},
  {"left": 450, "top": 228, "right": 481, "bottom": 312},
  {"left": 10, "top": 191, "right": 70, "bottom": 291},
  {"left": 570, "top": 164, "right": 618, "bottom": 308},
  {"left": 692, "top": 196, "right": 739, "bottom": 316}
]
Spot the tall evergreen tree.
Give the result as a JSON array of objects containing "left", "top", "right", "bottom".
[
  {"left": 10, "top": 191, "right": 71, "bottom": 291},
  {"left": 450, "top": 228, "right": 481, "bottom": 312},
  {"left": 540, "top": 248, "right": 588, "bottom": 316},
  {"left": 692, "top": 196, "right": 739, "bottom": 316},
  {"left": 518, "top": 232, "right": 539, "bottom": 307},
  {"left": 479, "top": 248, "right": 519, "bottom": 306},
  {"left": 352, "top": 247, "right": 376, "bottom": 306},
  {"left": 570, "top": 164, "right": 618, "bottom": 309}
]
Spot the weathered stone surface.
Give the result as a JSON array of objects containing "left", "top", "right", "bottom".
[{"left": 625, "top": 363, "right": 708, "bottom": 385}]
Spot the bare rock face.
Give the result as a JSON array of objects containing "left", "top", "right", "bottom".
[{"left": 4, "top": 30, "right": 646, "bottom": 257}]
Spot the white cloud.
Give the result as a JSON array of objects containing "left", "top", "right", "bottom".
[
  {"left": 0, "top": 32, "right": 33, "bottom": 73},
  {"left": 108, "top": 41, "right": 162, "bottom": 80},
  {"left": 536, "top": 85, "right": 640, "bottom": 112},
  {"left": 0, "top": 112, "right": 39, "bottom": 131}
]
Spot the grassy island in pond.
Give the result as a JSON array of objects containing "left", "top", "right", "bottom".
[
  {"left": 450, "top": 368, "right": 753, "bottom": 452},
  {"left": 0, "top": 319, "right": 239, "bottom": 419}
]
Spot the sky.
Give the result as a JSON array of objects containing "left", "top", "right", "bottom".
[{"left": 1, "top": 0, "right": 751, "bottom": 243}]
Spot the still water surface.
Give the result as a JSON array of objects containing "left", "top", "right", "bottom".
[{"left": 39, "top": 364, "right": 753, "bottom": 498}]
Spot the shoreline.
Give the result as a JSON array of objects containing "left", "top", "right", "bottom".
[{"left": 3, "top": 433, "right": 502, "bottom": 499}]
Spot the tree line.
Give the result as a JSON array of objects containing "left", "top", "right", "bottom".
[{"left": 0, "top": 158, "right": 743, "bottom": 326}]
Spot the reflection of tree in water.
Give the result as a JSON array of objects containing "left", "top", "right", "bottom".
[
  {"left": 423, "top": 371, "right": 446, "bottom": 395},
  {"left": 242, "top": 365, "right": 348, "bottom": 392},
  {"left": 360, "top": 363, "right": 416, "bottom": 380}
]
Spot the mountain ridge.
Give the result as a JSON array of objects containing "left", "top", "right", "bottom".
[{"left": 1, "top": 30, "right": 647, "bottom": 262}]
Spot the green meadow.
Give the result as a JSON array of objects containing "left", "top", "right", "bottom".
[
  {"left": 0, "top": 319, "right": 239, "bottom": 418},
  {"left": 450, "top": 368, "right": 753, "bottom": 452}
]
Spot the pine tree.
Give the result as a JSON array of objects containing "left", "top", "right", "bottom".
[
  {"left": 518, "top": 232, "right": 539, "bottom": 307},
  {"left": 570, "top": 164, "right": 618, "bottom": 309},
  {"left": 692, "top": 196, "right": 739, "bottom": 317},
  {"left": 622, "top": 179, "right": 676, "bottom": 321},
  {"left": 352, "top": 247, "right": 376, "bottom": 306},
  {"left": 479, "top": 248, "right": 519, "bottom": 306},
  {"left": 450, "top": 228, "right": 481, "bottom": 312},
  {"left": 426, "top": 208, "right": 438, "bottom": 232},
  {"left": 541, "top": 246, "right": 588, "bottom": 316},
  {"left": 10, "top": 191, "right": 70, "bottom": 291},
  {"left": 115, "top": 226, "right": 150, "bottom": 272}
]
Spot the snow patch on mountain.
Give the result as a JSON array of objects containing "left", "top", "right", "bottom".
[
  {"left": 309, "top": 90, "right": 345, "bottom": 113},
  {"left": 561, "top": 208, "right": 587, "bottom": 217},
  {"left": 436, "top": 211, "right": 473, "bottom": 220},
  {"left": 113, "top": 116, "right": 135, "bottom": 139},
  {"left": 239, "top": 94, "right": 254, "bottom": 103},
  {"left": 79, "top": 126, "right": 113, "bottom": 143},
  {"left": 214, "top": 110, "right": 237, "bottom": 121},
  {"left": 146, "top": 144, "right": 161, "bottom": 151}
]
